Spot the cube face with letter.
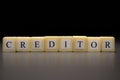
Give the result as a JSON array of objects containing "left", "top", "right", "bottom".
[
  {"left": 73, "top": 36, "right": 88, "bottom": 51},
  {"left": 30, "top": 37, "right": 44, "bottom": 51},
  {"left": 59, "top": 36, "right": 72, "bottom": 51},
  {"left": 88, "top": 37, "right": 101, "bottom": 51},
  {"left": 101, "top": 37, "right": 115, "bottom": 51},
  {"left": 2, "top": 37, "right": 16, "bottom": 52},
  {"left": 45, "top": 36, "right": 59, "bottom": 51},
  {"left": 16, "top": 37, "right": 30, "bottom": 51}
]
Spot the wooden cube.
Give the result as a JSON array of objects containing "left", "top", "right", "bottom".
[
  {"left": 59, "top": 36, "right": 73, "bottom": 51},
  {"left": 2, "top": 37, "right": 16, "bottom": 52},
  {"left": 73, "top": 36, "right": 88, "bottom": 51},
  {"left": 30, "top": 37, "right": 44, "bottom": 51},
  {"left": 88, "top": 37, "right": 101, "bottom": 51},
  {"left": 101, "top": 37, "right": 115, "bottom": 51},
  {"left": 45, "top": 36, "right": 59, "bottom": 51},
  {"left": 16, "top": 37, "right": 30, "bottom": 51}
]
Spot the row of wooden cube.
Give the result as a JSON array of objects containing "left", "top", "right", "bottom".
[{"left": 2, "top": 36, "right": 115, "bottom": 52}]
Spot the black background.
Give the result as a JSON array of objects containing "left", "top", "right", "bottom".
[{"left": 0, "top": 23, "right": 119, "bottom": 40}]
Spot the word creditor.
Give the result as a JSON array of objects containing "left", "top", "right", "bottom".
[{"left": 2, "top": 36, "right": 115, "bottom": 52}]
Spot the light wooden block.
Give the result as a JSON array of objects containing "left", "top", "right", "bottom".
[
  {"left": 30, "top": 37, "right": 44, "bottom": 51},
  {"left": 101, "top": 37, "right": 115, "bottom": 51},
  {"left": 73, "top": 36, "right": 88, "bottom": 51},
  {"left": 45, "top": 36, "right": 59, "bottom": 51},
  {"left": 16, "top": 37, "right": 30, "bottom": 51},
  {"left": 88, "top": 37, "right": 101, "bottom": 51},
  {"left": 2, "top": 37, "right": 16, "bottom": 52},
  {"left": 59, "top": 36, "right": 73, "bottom": 51}
]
